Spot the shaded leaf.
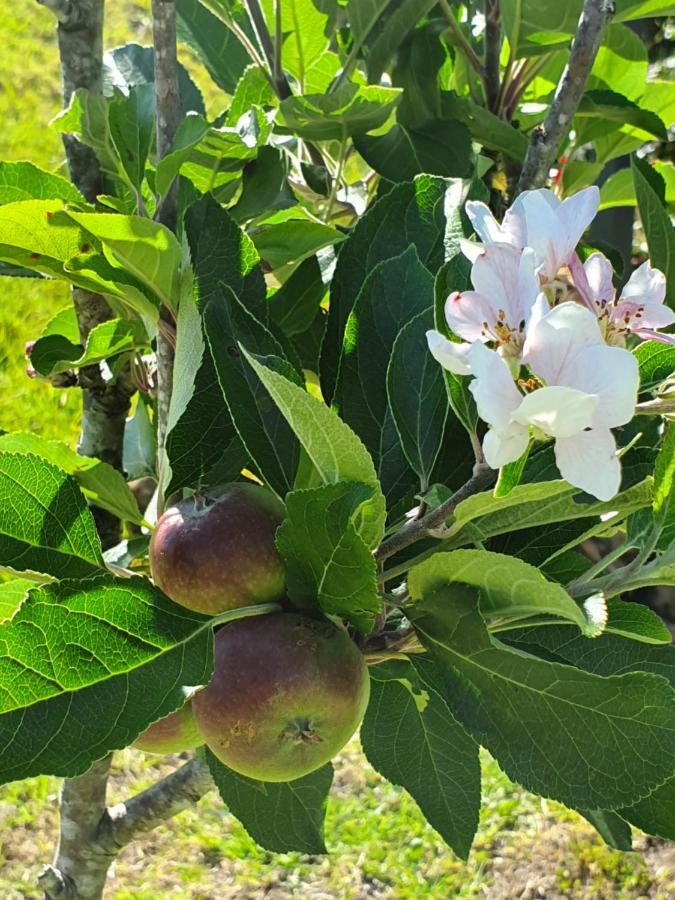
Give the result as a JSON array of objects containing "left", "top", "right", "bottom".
[{"left": 206, "top": 748, "right": 332, "bottom": 853}]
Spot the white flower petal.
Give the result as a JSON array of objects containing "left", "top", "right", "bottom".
[
  {"left": 445, "top": 290, "right": 499, "bottom": 342},
  {"left": 556, "top": 344, "right": 639, "bottom": 428},
  {"left": 483, "top": 423, "right": 530, "bottom": 469},
  {"left": 556, "top": 186, "right": 600, "bottom": 268},
  {"left": 509, "top": 190, "right": 563, "bottom": 278},
  {"left": 523, "top": 301, "right": 604, "bottom": 384},
  {"left": 583, "top": 251, "right": 614, "bottom": 302},
  {"left": 554, "top": 429, "right": 621, "bottom": 501},
  {"left": 426, "top": 330, "right": 472, "bottom": 375},
  {"left": 512, "top": 385, "right": 598, "bottom": 438},
  {"left": 468, "top": 341, "right": 522, "bottom": 430},
  {"left": 464, "top": 201, "right": 508, "bottom": 245},
  {"left": 621, "top": 260, "right": 667, "bottom": 307},
  {"left": 460, "top": 238, "right": 484, "bottom": 263}
]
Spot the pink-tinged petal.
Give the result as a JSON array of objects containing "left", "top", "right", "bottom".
[
  {"left": 468, "top": 341, "right": 522, "bottom": 430},
  {"left": 426, "top": 330, "right": 472, "bottom": 375},
  {"left": 557, "top": 344, "right": 639, "bottom": 428},
  {"left": 621, "top": 260, "right": 666, "bottom": 307},
  {"left": 469, "top": 243, "right": 539, "bottom": 328},
  {"left": 444, "top": 290, "right": 499, "bottom": 342},
  {"left": 567, "top": 253, "right": 599, "bottom": 313},
  {"left": 554, "top": 429, "right": 621, "bottom": 501},
  {"left": 464, "top": 201, "right": 510, "bottom": 245},
  {"left": 556, "top": 186, "right": 600, "bottom": 268},
  {"left": 583, "top": 251, "right": 614, "bottom": 302},
  {"left": 523, "top": 301, "right": 603, "bottom": 384},
  {"left": 483, "top": 422, "right": 530, "bottom": 469},
  {"left": 512, "top": 385, "right": 598, "bottom": 438},
  {"left": 613, "top": 299, "right": 675, "bottom": 332},
  {"left": 633, "top": 328, "right": 675, "bottom": 345}
]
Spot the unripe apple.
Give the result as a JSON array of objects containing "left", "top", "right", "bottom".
[
  {"left": 149, "top": 483, "right": 285, "bottom": 615},
  {"left": 192, "top": 613, "right": 370, "bottom": 782},
  {"left": 133, "top": 700, "right": 202, "bottom": 755}
]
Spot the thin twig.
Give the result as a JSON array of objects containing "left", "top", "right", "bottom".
[
  {"left": 439, "top": 0, "right": 486, "bottom": 78},
  {"left": 244, "top": 0, "right": 291, "bottom": 98},
  {"left": 484, "top": 0, "right": 501, "bottom": 112},
  {"left": 516, "top": 0, "right": 615, "bottom": 193},
  {"left": 374, "top": 464, "right": 495, "bottom": 567}
]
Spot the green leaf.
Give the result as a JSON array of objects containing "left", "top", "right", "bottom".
[
  {"left": 123, "top": 396, "right": 157, "bottom": 482},
  {"left": 279, "top": 83, "right": 401, "bottom": 142},
  {"left": 588, "top": 23, "right": 648, "bottom": 102},
  {"left": 346, "top": 0, "right": 435, "bottom": 82},
  {"left": 226, "top": 65, "right": 277, "bottom": 124},
  {"left": 337, "top": 246, "right": 434, "bottom": 466},
  {"left": 165, "top": 286, "right": 245, "bottom": 496},
  {"left": 241, "top": 349, "right": 386, "bottom": 548},
  {"left": 179, "top": 112, "right": 269, "bottom": 202},
  {"left": 579, "top": 809, "right": 632, "bottom": 851},
  {"left": 575, "top": 90, "right": 668, "bottom": 143},
  {"left": 53, "top": 85, "right": 156, "bottom": 194},
  {"left": 387, "top": 308, "right": 448, "bottom": 487},
  {"left": 0, "top": 451, "right": 104, "bottom": 579},
  {"left": 104, "top": 42, "right": 206, "bottom": 116},
  {"left": 621, "top": 776, "right": 675, "bottom": 841},
  {"left": 231, "top": 146, "right": 296, "bottom": 223},
  {"left": 250, "top": 212, "right": 346, "bottom": 270},
  {"left": 361, "top": 657, "right": 480, "bottom": 859},
  {"left": 276, "top": 482, "right": 380, "bottom": 631},
  {"left": 408, "top": 584, "right": 675, "bottom": 810},
  {"left": 63, "top": 210, "right": 182, "bottom": 310},
  {"left": 444, "top": 477, "right": 653, "bottom": 548},
  {"left": 176, "top": 0, "right": 251, "bottom": 94},
  {"left": 635, "top": 340, "right": 675, "bottom": 392},
  {"left": 632, "top": 154, "right": 675, "bottom": 310},
  {"left": 409, "top": 550, "right": 599, "bottom": 635},
  {"left": 0, "top": 434, "right": 144, "bottom": 526},
  {"left": 322, "top": 174, "right": 450, "bottom": 403},
  {"left": 154, "top": 113, "right": 210, "bottom": 198},
  {"left": 504, "top": 624, "right": 675, "bottom": 685},
  {"left": 165, "top": 197, "right": 262, "bottom": 495},
  {"left": 204, "top": 287, "right": 300, "bottom": 496},
  {"left": 0, "top": 162, "right": 84, "bottom": 205},
  {"left": 440, "top": 93, "right": 529, "bottom": 163},
  {"left": 259, "top": 0, "right": 331, "bottom": 92},
  {"left": 354, "top": 119, "right": 473, "bottom": 182},
  {"left": 0, "top": 574, "right": 214, "bottom": 785},
  {"left": 29, "top": 317, "right": 147, "bottom": 377},
  {"left": 604, "top": 598, "right": 672, "bottom": 645},
  {"left": 205, "top": 748, "right": 332, "bottom": 853},
  {"left": 268, "top": 256, "right": 327, "bottom": 338},
  {"left": 0, "top": 579, "right": 35, "bottom": 624}
]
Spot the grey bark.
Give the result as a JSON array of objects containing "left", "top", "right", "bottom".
[
  {"left": 517, "top": 0, "right": 615, "bottom": 193},
  {"left": 484, "top": 0, "right": 501, "bottom": 113}
]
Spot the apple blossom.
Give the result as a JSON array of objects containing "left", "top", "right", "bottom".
[
  {"left": 426, "top": 243, "right": 540, "bottom": 375},
  {"left": 569, "top": 253, "right": 675, "bottom": 346},
  {"left": 468, "top": 301, "right": 639, "bottom": 501},
  {"left": 463, "top": 186, "right": 599, "bottom": 281}
]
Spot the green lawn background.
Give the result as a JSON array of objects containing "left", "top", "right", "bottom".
[{"left": 0, "top": 3, "right": 673, "bottom": 897}]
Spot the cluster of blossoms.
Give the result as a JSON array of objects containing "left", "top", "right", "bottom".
[{"left": 427, "top": 186, "right": 674, "bottom": 502}]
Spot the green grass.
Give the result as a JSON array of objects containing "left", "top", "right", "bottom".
[{"left": 0, "top": 2, "right": 674, "bottom": 897}]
